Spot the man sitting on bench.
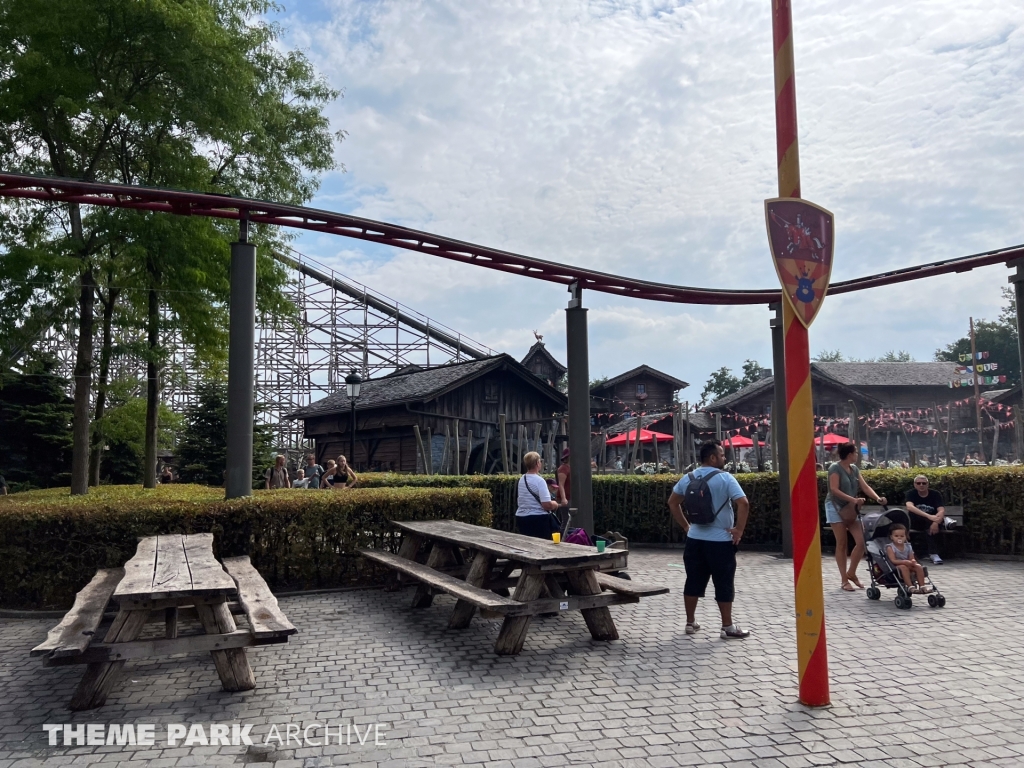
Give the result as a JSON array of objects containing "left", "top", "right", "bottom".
[{"left": 904, "top": 475, "right": 946, "bottom": 565}]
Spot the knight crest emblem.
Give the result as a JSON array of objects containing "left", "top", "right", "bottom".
[{"left": 764, "top": 198, "right": 835, "bottom": 328}]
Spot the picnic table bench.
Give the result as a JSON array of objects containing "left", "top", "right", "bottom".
[
  {"left": 359, "top": 519, "right": 668, "bottom": 655},
  {"left": 31, "top": 533, "right": 296, "bottom": 711}
]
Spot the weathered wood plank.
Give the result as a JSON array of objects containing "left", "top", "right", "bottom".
[
  {"left": 32, "top": 568, "right": 124, "bottom": 658},
  {"left": 195, "top": 601, "right": 256, "bottom": 692},
  {"left": 358, "top": 549, "right": 521, "bottom": 612},
  {"left": 44, "top": 629, "right": 267, "bottom": 666},
  {"left": 493, "top": 572, "right": 545, "bottom": 655},
  {"left": 152, "top": 534, "right": 192, "bottom": 597},
  {"left": 69, "top": 608, "right": 151, "bottom": 711},
  {"left": 503, "top": 591, "right": 639, "bottom": 616},
  {"left": 595, "top": 572, "right": 670, "bottom": 598},
  {"left": 221, "top": 556, "right": 297, "bottom": 640},
  {"left": 448, "top": 550, "right": 496, "bottom": 629},
  {"left": 567, "top": 569, "right": 618, "bottom": 641},
  {"left": 113, "top": 537, "right": 159, "bottom": 600},
  {"left": 412, "top": 544, "right": 455, "bottom": 608},
  {"left": 182, "top": 533, "right": 237, "bottom": 596},
  {"left": 392, "top": 519, "right": 625, "bottom": 567}
]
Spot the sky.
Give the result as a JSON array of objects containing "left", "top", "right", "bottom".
[{"left": 274, "top": 0, "right": 1024, "bottom": 401}]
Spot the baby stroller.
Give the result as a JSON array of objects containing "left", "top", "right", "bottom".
[{"left": 861, "top": 507, "right": 946, "bottom": 610}]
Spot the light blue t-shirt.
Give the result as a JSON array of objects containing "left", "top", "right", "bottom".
[{"left": 673, "top": 467, "right": 747, "bottom": 542}]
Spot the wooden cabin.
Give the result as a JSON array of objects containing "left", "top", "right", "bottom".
[
  {"left": 289, "top": 355, "right": 567, "bottom": 473},
  {"left": 590, "top": 365, "right": 689, "bottom": 423}
]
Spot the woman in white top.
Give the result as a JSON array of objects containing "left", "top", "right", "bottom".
[{"left": 515, "top": 451, "right": 561, "bottom": 539}]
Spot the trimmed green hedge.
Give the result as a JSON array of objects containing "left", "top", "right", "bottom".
[
  {"left": 0, "top": 484, "right": 491, "bottom": 609},
  {"left": 358, "top": 467, "right": 1024, "bottom": 555}
]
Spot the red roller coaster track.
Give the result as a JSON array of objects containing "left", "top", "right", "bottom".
[{"left": 1, "top": 173, "right": 1021, "bottom": 305}]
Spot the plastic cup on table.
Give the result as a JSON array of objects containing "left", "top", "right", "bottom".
[
  {"left": 552, "top": 532, "right": 561, "bottom": 544},
  {"left": 596, "top": 540, "right": 606, "bottom": 553}
]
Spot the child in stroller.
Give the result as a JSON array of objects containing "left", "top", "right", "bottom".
[
  {"left": 885, "top": 524, "right": 928, "bottom": 593},
  {"left": 862, "top": 507, "right": 946, "bottom": 610}
]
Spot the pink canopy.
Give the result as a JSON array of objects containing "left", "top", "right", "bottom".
[
  {"left": 606, "top": 428, "right": 673, "bottom": 446},
  {"left": 816, "top": 432, "right": 848, "bottom": 447},
  {"left": 723, "top": 435, "right": 765, "bottom": 447}
]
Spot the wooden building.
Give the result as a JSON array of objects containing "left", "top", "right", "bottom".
[
  {"left": 289, "top": 354, "right": 567, "bottom": 473},
  {"left": 520, "top": 340, "right": 566, "bottom": 388},
  {"left": 704, "top": 361, "right": 1011, "bottom": 461},
  {"left": 590, "top": 365, "right": 689, "bottom": 421}
]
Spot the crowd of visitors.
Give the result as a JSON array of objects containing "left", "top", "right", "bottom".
[{"left": 263, "top": 453, "right": 359, "bottom": 490}]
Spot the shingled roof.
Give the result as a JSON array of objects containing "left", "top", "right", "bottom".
[
  {"left": 521, "top": 340, "right": 566, "bottom": 375},
  {"left": 706, "top": 362, "right": 962, "bottom": 411},
  {"left": 591, "top": 364, "right": 688, "bottom": 393},
  {"left": 287, "top": 354, "right": 566, "bottom": 419},
  {"left": 604, "top": 410, "right": 717, "bottom": 435},
  {"left": 814, "top": 362, "right": 959, "bottom": 387}
]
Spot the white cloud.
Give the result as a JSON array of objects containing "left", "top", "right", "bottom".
[{"left": 279, "top": 0, "right": 1024, "bottom": 393}]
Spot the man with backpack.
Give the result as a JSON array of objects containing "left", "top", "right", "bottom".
[{"left": 667, "top": 440, "right": 751, "bottom": 639}]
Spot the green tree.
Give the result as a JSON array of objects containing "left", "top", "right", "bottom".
[
  {"left": 95, "top": 393, "right": 180, "bottom": 485},
  {"left": 875, "top": 350, "right": 914, "bottom": 362},
  {"left": 0, "top": 0, "right": 340, "bottom": 494},
  {"left": 0, "top": 354, "right": 73, "bottom": 488},
  {"left": 177, "top": 379, "right": 273, "bottom": 488},
  {"left": 739, "top": 359, "right": 767, "bottom": 386},
  {"left": 935, "top": 289, "right": 1019, "bottom": 386},
  {"left": 814, "top": 349, "right": 849, "bottom": 362},
  {"left": 700, "top": 366, "right": 741, "bottom": 407}
]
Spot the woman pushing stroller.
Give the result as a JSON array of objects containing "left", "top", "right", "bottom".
[{"left": 825, "top": 442, "right": 887, "bottom": 591}]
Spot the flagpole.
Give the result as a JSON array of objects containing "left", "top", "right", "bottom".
[
  {"left": 772, "top": 0, "right": 830, "bottom": 707},
  {"left": 970, "top": 317, "right": 986, "bottom": 462}
]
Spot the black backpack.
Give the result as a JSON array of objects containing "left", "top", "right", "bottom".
[{"left": 684, "top": 469, "right": 731, "bottom": 525}]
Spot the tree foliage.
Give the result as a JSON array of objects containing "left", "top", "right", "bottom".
[
  {"left": 935, "top": 288, "right": 1019, "bottom": 386},
  {"left": 699, "top": 360, "right": 765, "bottom": 406},
  {"left": 0, "top": 0, "right": 342, "bottom": 491},
  {"left": 176, "top": 379, "right": 274, "bottom": 488},
  {"left": 0, "top": 354, "right": 73, "bottom": 489}
]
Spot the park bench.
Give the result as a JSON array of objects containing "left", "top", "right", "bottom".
[
  {"left": 360, "top": 519, "right": 668, "bottom": 655},
  {"left": 822, "top": 505, "right": 964, "bottom": 557},
  {"left": 31, "top": 534, "right": 296, "bottom": 710}
]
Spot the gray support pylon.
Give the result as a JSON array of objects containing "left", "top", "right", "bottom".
[
  {"left": 566, "top": 283, "right": 594, "bottom": 535},
  {"left": 770, "top": 302, "right": 793, "bottom": 558},
  {"left": 226, "top": 238, "right": 257, "bottom": 499}
]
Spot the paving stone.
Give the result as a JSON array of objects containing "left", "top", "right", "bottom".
[{"left": 1, "top": 552, "right": 1022, "bottom": 766}]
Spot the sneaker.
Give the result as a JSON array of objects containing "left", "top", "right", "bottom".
[
  {"left": 721, "top": 624, "right": 750, "bottom": 639},
  {"left": 931, "top": 554, "right": 943, "bottom": 565},
  {"left": 685, "top": 622, "right": 701, "bottom": 635}
]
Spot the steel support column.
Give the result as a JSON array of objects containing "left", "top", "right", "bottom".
[
  {"left": 225, "top": 233, "right": 257, "bottom": 499},
  {"left": 566, "top": 283, "right": 594, "bottom": 535},
  {"left": 770, "top": 302, "right": 793, "bottom": 558},
  {"left": 1009, "top": 260, "right": 1024, "bottom": 455}
]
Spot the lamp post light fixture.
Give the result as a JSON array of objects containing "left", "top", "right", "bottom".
[{"left": 345, "top": 370, "right": 362, "bottom": 469}]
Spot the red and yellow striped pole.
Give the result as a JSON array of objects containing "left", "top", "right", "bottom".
[{"left": 772, "top": 0, "right": 830, "bottom": 707}]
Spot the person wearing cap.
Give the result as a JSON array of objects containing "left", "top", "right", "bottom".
[{"left": 556, "top": 447, "right": 571, "bottom": 505}]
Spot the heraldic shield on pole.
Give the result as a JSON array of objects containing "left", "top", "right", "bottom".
[{"left": 765, "top": 198, "right": 835, "bottom": 328}]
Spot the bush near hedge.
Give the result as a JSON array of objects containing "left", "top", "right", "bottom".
[
  {"left": 359, "top": 467, "right": 1024, "bottom": 555},
  {"left": 0, "top": 484, "right": 490, "bottom": 609}
]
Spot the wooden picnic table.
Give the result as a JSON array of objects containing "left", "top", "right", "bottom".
[
  {"left": 31, "top": 533, "right": 296, "bottom": 710},
  {"left": 359, "top": 519, "right": 668, "bottom": 655}
]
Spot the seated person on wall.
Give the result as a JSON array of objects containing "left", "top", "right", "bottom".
[{"left": 904, "top": 474, "right": 946, "bottom": 565}]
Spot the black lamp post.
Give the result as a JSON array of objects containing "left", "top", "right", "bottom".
[{"left": 345, "top": 370, "right": 362, "bottom": 469}]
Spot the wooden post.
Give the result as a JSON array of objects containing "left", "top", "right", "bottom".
[
  {"left": 753, "top": 430, "right": 762, "bottom": 471},
  {"left": 1014, "top": 406, "right": 1023, "bottom": 463},
  {"left": 425, "top": 428, "right": 433, "bottom": 474},
  {"left": 481, "top": 427, "right": 491, "bottom": 474},
  {"left": 884, "top": 431, "right": 891, "bottom": 463},
  {"left": 413, "top": 425, "right": 428, "bottom": 475},
  {"left": 990, "top": 412, "right": 1000, "bottom": 464},
  {"left": 715, "top": 412, "right": 722, "bottom": 441},
  {"left": 684, "top": 402, "right": 691, "bottom": 467},
  {"left": 464, "top": 429, "right": 473, "bottom": 474},
  {"left": 499, "top": 414, "right": 509, "bottom": 474},
  {"left": 545, "top": 420, "right": 556, "bottom": 471},
  {"left": 453, "top": 418, "right": 460, "bottom": 475},
  {"left": 848, "top": 400, "right": 861, "bottom": 467},
  {"left": 969, "top": 317, "right": 986, "bottom": 462},
  {"left": 442, "top": 425, "right": 451, "bottom": 475}
]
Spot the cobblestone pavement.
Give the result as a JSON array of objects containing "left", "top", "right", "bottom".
[{"left": 1, "top": 550, "right": 1022, "bottom": 767}]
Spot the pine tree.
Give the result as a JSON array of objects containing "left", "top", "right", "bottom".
[
  {"left": 177, "top": 380, "right": 274, "bottom": 488},
  {"left": 0, "top": 355, "right": 73, "bottom": 488}
]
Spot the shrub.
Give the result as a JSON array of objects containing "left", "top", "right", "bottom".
[
  {"left": 0, "top": 484, "right": 490, "bottom": 609},
  {"left": 357, "top": 467, "right": 1024, "bottom": 555}
]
